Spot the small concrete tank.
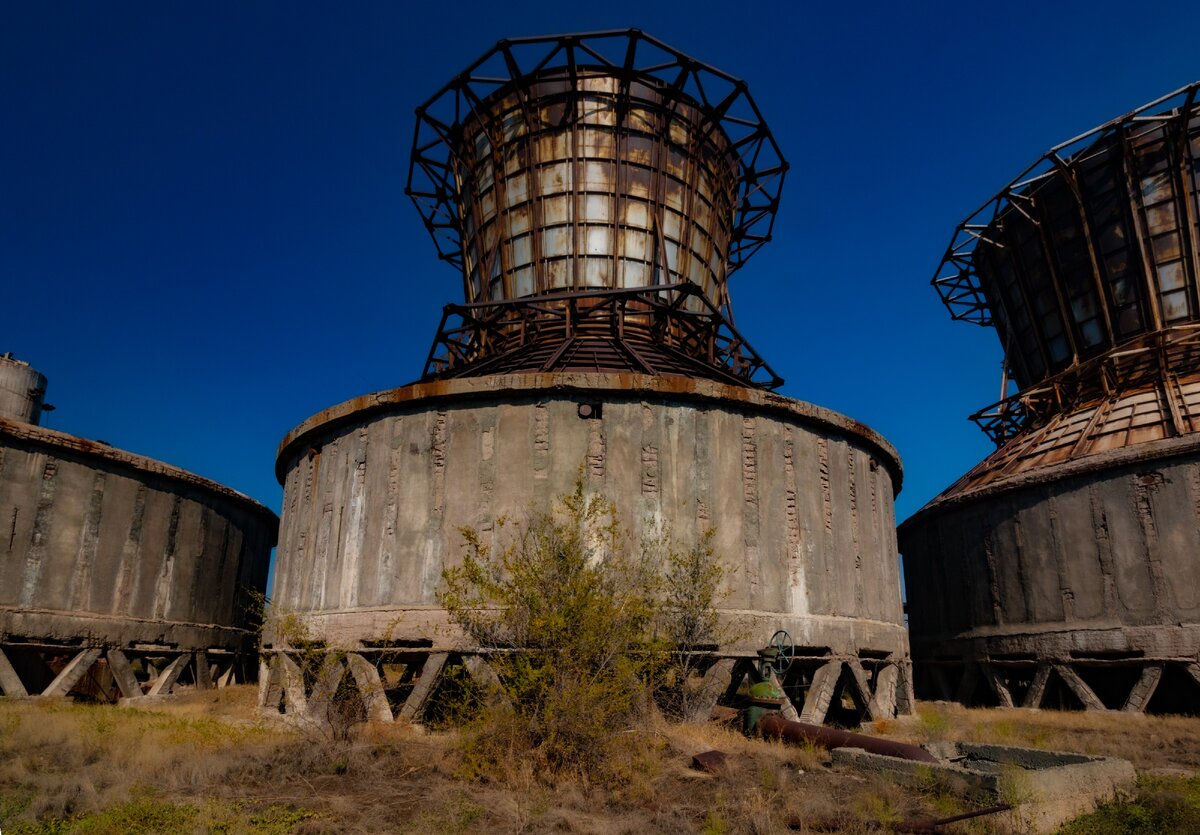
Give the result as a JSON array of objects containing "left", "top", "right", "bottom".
[
  {"left": 0, "top": 354, "right": 48, "bottom": 425},
  {"left": 0, "top": 357, "right": 278, "bottom": 701},
  {"left": 901, "top": 81, "right": 1200, "bottom": 713},
  {"left": 263, "top": 31, "right": 911, "bottom": 726}
]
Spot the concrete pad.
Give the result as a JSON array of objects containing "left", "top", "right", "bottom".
[{"left": 832, "top": 741, "right": 1136, "bottom": 833}]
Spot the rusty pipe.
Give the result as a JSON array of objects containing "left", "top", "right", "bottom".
[{"left": 758, "top": 714, "right": 938, "bottom": 764}]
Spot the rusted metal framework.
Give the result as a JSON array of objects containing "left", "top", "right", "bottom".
[
  {"left": 424, "top": 283, "right": 781, "bottom": 387},
  {"left": 933, "top": 80, "right": 1200, "bottom": 447},
  {"left": 407, "top": 29, "right": 787, "bottom": 386}
]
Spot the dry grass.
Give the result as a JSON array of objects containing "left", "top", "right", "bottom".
[
  {"left": 0, "top": 689, "right": 977, "bottom": 834},
  {"left": 871, "top": 702, "right": 1200, "bottom": 772},
  {"left": 5, "top": 692, "right": 1198, "bottom": 833}
]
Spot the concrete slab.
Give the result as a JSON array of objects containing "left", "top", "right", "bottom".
[{"left": 832, "top": 741, "right": 1136, "bottom": 833}]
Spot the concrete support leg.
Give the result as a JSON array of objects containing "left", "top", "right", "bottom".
[
  {"left": 768, "top": 668, "right": 800, "bottom": 721},
  {"left": 928, "top": 664, "right": 954, "bottom": 701},
  {"left": 686, "top": 657, "right": 735, "bottom": 722},
  {"left": 306, "top": 658, "right": 346, "bottom": 719},
  {"left": 278, "top": 654, "right": 309, "bottom": 716},
  {"left": 725, "top": 659, "right": 755, "bottom": 701},
  {"left": 954, "top": 662, "right": 980, "bottom": 704},
  {"left": 981, "top": 663, "right": 1014, "bottom": 708},
  {"left": 40, "top": 648, "right": 102, "bottom": 697},
  {"left": 462, "top": 655, "right": 511, "bottom": 709},
  {"left": 1182, "top": 662, "right": 1200, "bottom": 691},
  {"left": 868, "top": 663, "right": 899, "bottom": 720},
  {"left": 107, "top": 650, "right": 143, "bottom": 699},
  {"left": 1054, "top": 664, "right": 1105, "bottom": 710},
  {"left": 148, "top": 653, "right": 192, "bottom": 697},
  {"left": 194, "top": 652, "right": 213, "bottom": 690},
  {"left": 346, "top": 653, "right": 392, "bottom": 723},
  {"left": 800, "top": 661, "right": 841, "bottom": 724},
  {"left": 217, "top": 662, "right": 236, "bottom": 688},
  {"left": 845, "top": 660, "right": 875, "bottom": 717},
  {"left": 398, "top": 652, "right": 448, "bottom": 722},
  {"left": 258, "top": 656, "right": 283, "bottom": 712},
  {"left": 1023, "top": 664, "right": 1051, "bottom": 708},
  {"left": 0, "top": 647, "right": 29, "bottom": 697},
  {"left": 895, "top": 660, "right": 914, "bottom": 716},
  {"left": 1122, "top": 663, "right": 1164, "bottom": 713}
]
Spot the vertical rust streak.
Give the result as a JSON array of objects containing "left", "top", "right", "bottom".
[
  {"left": 20, "top": 458, "right": 58, "bottom": 607},
  {"left": 152, "top": 495, "right": 183, "bottom": 621},
  {"left": 113, "top": 484, "right": 146, "bottom": 615},
  {"left": 68, "top": 469, "right": 107, "bottom": 611},
  {"left": 431, "top": 410, "right": 448, "bottom": 510}
]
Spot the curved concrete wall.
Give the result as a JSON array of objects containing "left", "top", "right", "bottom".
[
  {"left": 0, "top": 418, "right": 278, "bottom": 650},
  {"left": 272, "top": 373, "right": 908, "bottom": 658},
  {"left": 900, "top": 438, "right": 1200, "bottom": 709}
]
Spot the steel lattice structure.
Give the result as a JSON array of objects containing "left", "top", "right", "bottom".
[
  {"left": 931, "top": 80, "right": 1200, "bottom": 446},
  {"left": 406, "top": 29, "right": 788, "bottom": 386}
]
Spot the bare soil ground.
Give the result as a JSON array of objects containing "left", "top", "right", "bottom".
[{"left": 2, "top": 689, "right": 1198, "bottom": 834}]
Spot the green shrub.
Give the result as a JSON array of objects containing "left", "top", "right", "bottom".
[{"left": 438, "top": 480, "right": 725, "bottom": 784}]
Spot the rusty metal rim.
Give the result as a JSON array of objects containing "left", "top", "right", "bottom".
[
  {"left": 273, "top": 372, "right": 902, "bottom": 490},
  {"left": 0, "top": 417, "right": 279, "bottom": 526},
  {"left": 900, "top": 431, "right": 1200, "bottom": 534}
]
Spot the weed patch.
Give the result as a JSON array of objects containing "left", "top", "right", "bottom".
[{"left": 1060, "top": 773, "right": 1200, "bottom": 835}]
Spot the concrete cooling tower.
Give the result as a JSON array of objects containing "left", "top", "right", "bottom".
[
  {"left": 0, "top": 354, "right": 277, "bottom": 702},
  {"left": 901, "top": 81, "right": 1200, "bottom": 713},
  {"left": 261, "top": 30, "right": 911, "bottom": 726}
]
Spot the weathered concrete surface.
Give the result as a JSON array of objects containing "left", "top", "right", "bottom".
[
  {"left": 0, "top": 417, "right": 278, "bottom": 653},
  {"left": 833, "top": 742, "right": 1136, "bottom": 833},
  {"left": 901, "top": 435, "right": 1200, "bottom": 710},
  {"left": 0, "top": 356, "right": 46, "bottom": 425},
  {"left": 271, "top": 373, "right": 909, "bottom": 668}
]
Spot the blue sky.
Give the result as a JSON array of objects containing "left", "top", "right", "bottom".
[{"left": 3, "top": 1, "right": 1198, "bottom": 526}]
